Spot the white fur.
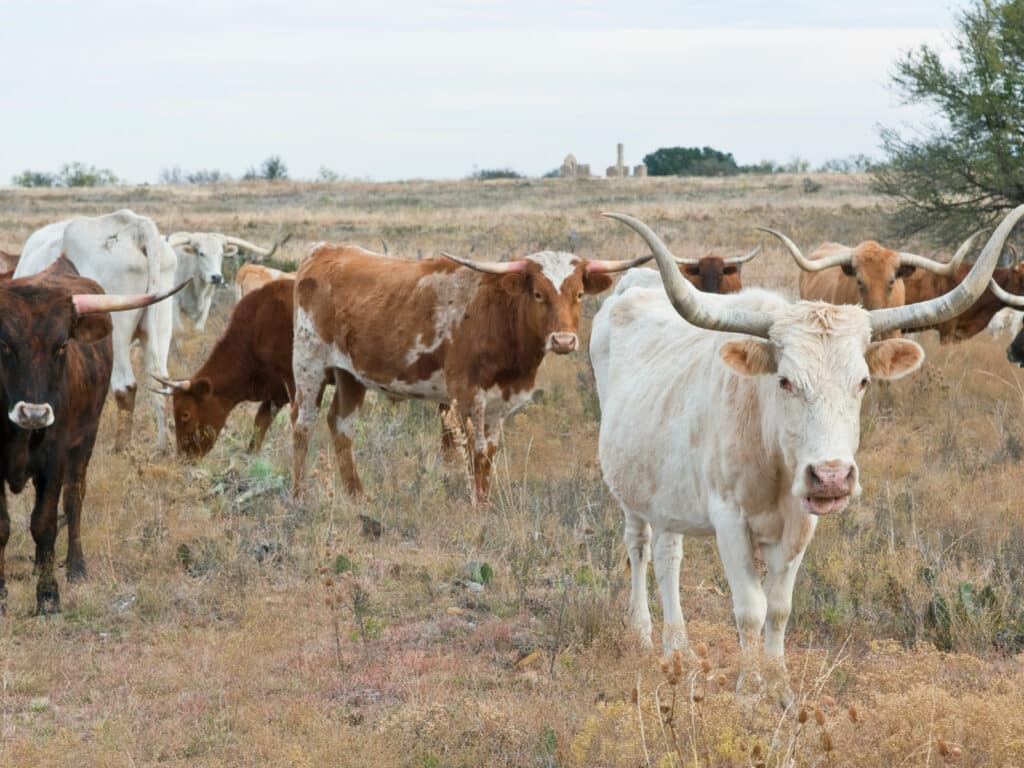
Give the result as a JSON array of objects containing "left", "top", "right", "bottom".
[{"left": 526, "top": 250, "right": 579, "bottom": 292}]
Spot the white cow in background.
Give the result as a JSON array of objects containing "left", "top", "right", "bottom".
[
  {"left": 15, "top": 209, "right": 179, "bottom": 451},
  {"left": 591, "top": 208, "right": 1023, "bottom": 707},
  {"left": 166, "top": 232, "right": 275, "bottom": 331}
]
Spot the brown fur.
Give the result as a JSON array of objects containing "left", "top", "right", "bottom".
[
  {"left": 0, "top": 258, "right": 114, "bottom": 615},
  {"left": 171, "top": 278, "right": 295, "bottom": 456},
  {"left": 798, "top": 242, "right": 914, "bottom": 321},
  {"left": 292, "top": 245, "right": 614, "bottom": 502},
  {"left": 679, "top": 257, "right": 744, "bottom": 294},
  {"left": 0, "top": 250, "right": 18, "bottom": 275},
  {"left": 236, "top": 263, "right": 291, "bottom": 298},
  {"left": 903, "top": 263, "right": 1024, "bottom": 342}
]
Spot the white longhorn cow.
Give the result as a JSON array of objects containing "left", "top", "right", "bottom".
[
  {"left": 166, "top": 232, "right": 275, "bottom": 332},
  {"left": 591, "top": 207, "right": 1023, "bottom": 707},
  {"left": 15, "top": 209, "right": 178, "bottom": 451}
]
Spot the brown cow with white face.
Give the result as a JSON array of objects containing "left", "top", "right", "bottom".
[
  {"left": 291, "top": 244, "right": 649, "bottom": 503},
  {"left": 762, "top": 230, "right": 977, "bottom": 337}
]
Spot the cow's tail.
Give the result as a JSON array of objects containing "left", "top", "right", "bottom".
[{"left": 137, "top": 218, "right": 168, "bottom": 294}]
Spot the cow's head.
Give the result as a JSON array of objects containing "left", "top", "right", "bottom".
[
  {"left": 765, "top": 229, "right": 984, "bottom": 336},
  {"left": 169, "top": 233, "right": 276, "bottom": 288},
  {"left": 0, "top": 264, "right": 187, "bottom": 430},
  {"left": 607, "top": 207, "right": 1024, "bottom": 516},
  {"left": 676, "top": 246, "right": 760, "bottom": 294},
  {"left": 152, "top": 376, "right": 222, "bottom": 456},
  {"left": 442, "top": 250, "right": 652, "bottom": 354}
]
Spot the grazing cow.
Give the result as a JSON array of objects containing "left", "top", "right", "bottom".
[
  {"left": 0, "top": 259, "right": 183, "bottom": 615},
  {"left": 592, "top": 208, "right": 1021, "bottom": 706},
  {"left": 236, "top": 263, "right": 292, "bottom": 299},
  {"left": 769, "top": 231, "right": 978, "bottom": 337},
  {"left": 152, "top": 278, "right": 295, "bottom": 456},
  {"left": 167, "top": 232, "right": 276, "bottom": 332},
  {"left": 291, "top": 244, "right": 650, "bottom": 503},
  {"left": 902, "top": 260, "right": 1024, "bottom": 342},
  {"left": 15, "top": 209, "right": 177, "bottom": 451}
]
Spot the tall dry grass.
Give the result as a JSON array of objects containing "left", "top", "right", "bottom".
[{"left": 0, "top": 176, "right": 1022, "bottom": 766}]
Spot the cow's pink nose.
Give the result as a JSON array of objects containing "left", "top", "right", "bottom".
[
  {"left": 549, "top": 333, "right": 578, "bottom": 354},
  {"left": 806, "top": 460, "right": 855, "bottom": 496}
]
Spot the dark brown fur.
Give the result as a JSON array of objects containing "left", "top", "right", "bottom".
[
  {"left": 903, "top": 263, "right": 1024, "bottom": 342},
  {"left": 680, "top": 258, "right": 743, "bottom": 293}
]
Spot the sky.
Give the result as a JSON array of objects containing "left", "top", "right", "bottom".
[{"left": 0, "top": 1, "right": 966, "bottom": 183}]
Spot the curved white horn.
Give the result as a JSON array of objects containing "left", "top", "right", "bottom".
[
  {"left": 603, "top": 213, "right": 773, "bottom": 338},
  {"left": 897, "top": 230, "right": 985, "bottom": 275},
  {"left": 167, "top": 233, "right": 192, "bottom": 247},
  {"left": 585, "top": 254, "right": 653, "bottom": 273},
  {"left": 870, "top": 204, "right": 1024, "bottom": 335},
  {"left": 440, "top": 253, "right": 529, "bottom": 274},
  {"left": 756, "top": 228, "right": 853, "bottom": 272},
  {"left": 989, "top": 278, "right": 1024, "bottom": 308},
  {"left": 72, "top": 279, "right": 191, "bottom": 316},
  {"left": 222, "top": 236, "right": 273, "bottom": 257},
  {"left": 151, "top": 374, "right": 191, "bottom": 392},
  {"left": 724, "top": 244, "right": 762, "bottom": 266}
]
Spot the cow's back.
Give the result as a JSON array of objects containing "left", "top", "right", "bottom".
[
  {"left": 797, "top": 244, "right": 852, "bottom": 304},
  {"left": 248, "top": 278, "right": 296, "bottom": 401}
]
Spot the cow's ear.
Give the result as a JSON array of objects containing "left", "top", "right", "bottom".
[
  {"left": 865, "top": 339, "right": 924, "bottom": 380},
  {"left": 841, "top": 264, "right": 856, "bottom": 277},
  {"left": 72, "top": 313, "right": 113, "bottom": 344},
  {"left": 719, "top": 339, "right": 776, "bottom": 376},
  {"left": 500, "top": 273, "right": 526, "bottom": 296},
  {"left": 583, "top": 272, "right": 614, "bottom": 295},
  {"left": 896, "top": 264, "right": 916, "bottom": 279},
  {"left": 190, "top": 378, "right": 213, "bottom": 398}
]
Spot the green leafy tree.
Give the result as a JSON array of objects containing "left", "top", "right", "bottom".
[
  {"left": 12, "top": 170, "right": 57, "bottom": 187},
  {"left": 643, "top": 146, "right": 739, "bottom": 176},
  {"left": 873, "top": 0, "right": 1024, "bottom": 243}
]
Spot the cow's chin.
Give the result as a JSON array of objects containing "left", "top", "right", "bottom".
[{"left": 802, "top": 494, "right": 850, "bottom": 516}]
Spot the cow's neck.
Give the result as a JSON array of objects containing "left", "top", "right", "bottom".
[{"left": 464, "top": 279, "right": 548, "bottom": 386}]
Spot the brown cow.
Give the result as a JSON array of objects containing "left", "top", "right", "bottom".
[
  {"left": 291, "top": 245, "right": 650, "bottom": 503},
  {"left": 0, "top": 259, "right": 183, "bottom": 614},
  {"left": 904, "top": 261, "right": 1024, "bottom": 342},
  {"left": 153, "top": 278, "right": 295, "bottom": 456},
  {"left": 675, "top": 244, "right": 760, "bottom": 293},
  {"left": 235, "top": 263, "right": 292, "bottom": 299},
  {"left": 760, "top": 229, "right": 979, "bottom": 337}
]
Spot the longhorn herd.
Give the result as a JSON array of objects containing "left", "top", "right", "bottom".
[{"left": 3, "top": 197, "right": 1024, "bottom": 713}]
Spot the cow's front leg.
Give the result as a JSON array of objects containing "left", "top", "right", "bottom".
[
  {"left": 468, "top": 391, "right": 501, "bottom": 505},
  {"left": 653, "top": 530, "right": 690, "bottom": 658},
  {"left": 30, "top": 470, "right": 63, "bottom": 615},
  {"left": 624, "top": 512, "right": 653, "bottom": 647},
  {"left": 0, "top": 493, "right": 9, "bottom": 615},
  {"left": 248, "top": 401, "right": 278, "bottom": 453},
  {"left": 713, "top": 510, "right": 767, "bottom": 697},
  {"left": 761, "top": 541, "right": 806, "bottom": 709}
]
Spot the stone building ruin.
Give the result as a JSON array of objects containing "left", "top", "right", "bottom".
[{"left": 559, "top": 144, "right": 645, "bottom": 179}]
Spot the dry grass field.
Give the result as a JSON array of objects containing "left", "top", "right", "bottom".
[{"left": 1, "top": 175, "right": 1023, "bottom": 767}]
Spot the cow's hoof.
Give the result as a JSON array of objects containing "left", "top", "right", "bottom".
[
  {"left": 67, "top": 561, "right": 88, "bottom": 583},
  {"left": 36, "top": 594, "right": 61, "bottom": 616}
]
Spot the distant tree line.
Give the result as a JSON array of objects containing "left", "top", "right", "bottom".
[
  {"left": 11, "top": 162, "right": 118, "bottom": 188},
  {"left": 641, "top": 147, "right": 875, "bottom": 177}
]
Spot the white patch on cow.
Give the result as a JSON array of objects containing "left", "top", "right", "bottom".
[
  {"left": 405, "top": 268, "right": 481, "bottom": 364},
  {"left": 377, "top": 370, "right": 448, "bottom": 401},
  {"left": 526, "top": 250, "right": 579, "bottom": 292}
]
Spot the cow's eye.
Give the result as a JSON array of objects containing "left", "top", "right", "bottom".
[
  {"left": 858, "top": 377, "right": 870, "bottom": 391},
  {"left": 180, "top": 411, "right": 191, "bottom": 423},
  {"left": 576, "top": 291, "right": 584, "bottom": 301},
  {"left": 779, "top": 377, "right": 794, "bottom": 393},
  {"left": 533, "top": 290, "right": 543, "bottom": 302},
  {"left": 56, "top": 341, "right": 67, "bottom": 357}
]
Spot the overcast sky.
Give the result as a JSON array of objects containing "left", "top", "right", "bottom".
[{"left": 0, "top": 1, "right": 965, "bottom": 183}]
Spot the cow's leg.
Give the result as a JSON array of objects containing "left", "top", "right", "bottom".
[
  {"left": 30, "top": 470, "right": 63, "bottom": 614},
  {"left": 327, "top": 370, "right": 366, "bottom": 495},
  {"left": 468, "top": 391, "right": 501, "bottom": 505},
  {"left": 653, "top": 530, "right": 690, "bottom": 657},
  {"left": 624, "top": 511, "right": 653, "bottom": 648},
  {"left": 193, "top": 290, "right": 213, "bottom": 333},
  {"left": 291, "top": 333, "right": 328, "bottom": 500},
  {"left": 760, "top": 542, "right": 805, "bottom": 709},
  {"left": 110, "top": 312, "right": 139, "bottom": 453},
  {"left": 248, "top": 401, "right": 279, "bottom": 453},
  {"left": 438, "top": 402, "right": 467, "bottom": 462},
  {"left": 0, "top": 493, "right": 9, "bottom": 615},
  {"left": 63, "top": 441, "right": 96, "bottom": 582},
  {"left": 713, "top": 512, "right": 767, "bottom": 697},
  {"left": 144, "top": 301, "right": 174, "bottom": 452}
]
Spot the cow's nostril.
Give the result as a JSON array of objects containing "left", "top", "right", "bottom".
[{"left": 211, "top": 274, "right": 224, "bottom": 285}]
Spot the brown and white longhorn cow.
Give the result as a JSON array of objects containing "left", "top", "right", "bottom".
[{"left": 291, "top": 244, "right": 649, "bottom": 503}]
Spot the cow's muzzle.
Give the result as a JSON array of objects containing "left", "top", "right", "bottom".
[
  {"left": 547, "top": 332, "right": 578, "bottom": 355},
  {"left": 801, "top": 460, "right": 856, "bottom": 516},
  {"left": 210, "top": 273, "right": 224, "bottom": 285},
  {"left": 8, "top": 401, "right": 55, "bottom": 430}
]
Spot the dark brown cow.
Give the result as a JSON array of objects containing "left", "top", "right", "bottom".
[
  {"left": 153, "top": 278, "right": 295, "bottom": 456},
  {"left": 676, "top": 245, "right": 760, "bottom": 293},
  {"left": 903, "top": 262, "right": 1024, "bottom": 342},
  {"left": 0, "top": 259, "right": 182, "bottom": 614},
  {"left": 291, "top": 245, "right": 650, "bottom": 503}
]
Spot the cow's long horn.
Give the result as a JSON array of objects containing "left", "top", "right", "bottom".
[
  {"left": 585, "top": 254, "right": 653, "bottom": 273},
  {"left": 440, "top": 253, "right": 529, "bottom": 274},
  {"left": 151, "top": 374, "right": 191, "bottom": 393},
  {"left": 72, "top": 279, "right": 191, "bottom": 316},
  {"left": 603, "top": 213, "right": 773, "bottom": 338},
  {"left": 757, "top": 228, "right": 853, "bottom": 271},
  {"left": 167, "top": 233, "right": 192, "bottom": 247},
  {"left": 896, "top": 230, "right": 985, "bottom": 275},
  {"left": 988, "top": 278, "right": 1024, "bottom": 308},
  {"left": 223, "top": 236, "right": 274, "bottom": 257},
  {"left": 724, "top": 244, "right": 762, "bottom": 266},
  {"left": 869, "top": 204, "right": 1024, "bottom": 335}
]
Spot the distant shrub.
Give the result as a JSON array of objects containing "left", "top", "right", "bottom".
[
  {"left": 11, "top": 170, "right": 58, "bottom": 187},
  {"left": 818, "top": 154, "right": 876, "bottom": 173},
  {"left": 803, "top": 177, "right": 824, "bottom": 194},
  {"left": 243, "top": 155, "right": 289, "bottom": 181},
  {"left": 470, "top": 168, "right": 523, "bottom": 180},
  {"left": 643, "top": 146, "right": 739, "bottom": 176},
  {"left": 159, "top": 166, "right": 230, "bottom": 185},
  {"left": 317, "top": 166, "right": 340, "bottom": 182}
]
